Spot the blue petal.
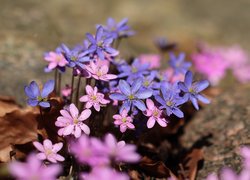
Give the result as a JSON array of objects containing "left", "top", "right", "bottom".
[
  {"left": 86, "top": 33, "right": 96, "bottom": 44},
  {"left": 104, "top": 38, "right": 113, "bottom": 45},
  {"left": 194, "top": 80, "right": 209, "bottom": 93},
  {"left": 184, "top": 71, "right": 193, "bottom": 88},
  {"left": 135, "top": 89, "right": 152, "bottom": 99},
  {"left": 29, "top": 81, "right": 40, "bottom": 97},
  {"left": 27, "top": 99, "right": 39, "bottom": 106},
  {"left": 41, "top": 80, "right": 55, "bottom": 98},
  {"left": 39, "top": 101, "right": 50, "bottom": 108},
  {"left": 117, "top": 18, "right": 128, "bottom": 28},
  {"left": 190, "top": 96, "right": 199, "bottom": 110},
  {"left": 107, "top": 18, "right": 116, "bottom": 27},
  {"left": 131, "top": 78, "right": 143, "bottom": 94},
  {"left": 197, "top": 94, "right": 210, "bottom": 104},
  {"left": 120, "top": 100, "right": 131, "bottom": 113},
  {"left": 109, "top": 93, "right": 127, "bottom": 101},
  {"left": 178, "top": 82, "right": 188, "bottom": 92},
  {"left": 24, "top": 86, "right": 36, "bottom": 98},
  {"left": 133, "top": 100, "right": 146, "bottom": 111},
  {"left": 97, "top": 49, "right": 105, "bottom": 60},
  {"left": 172, "top": 107, "right": 184, "bottom": 118},
  {"left": 155, "top": 95, "right": 165, "bottom": 106},
  {"left": 119, "top": 80, "right": 131, "bottom": 96},
  {"left": 88, "top": 45, "right": 97, "bottom": 53},
  {"left": 96, "top": 26, "right": 104, "bottom": 42},
  {"left": 105, "top": 47, "right": 118, "bottom": 55}
]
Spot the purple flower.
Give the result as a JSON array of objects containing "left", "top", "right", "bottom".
[
  {"left": 118, "top": 59, "right": 150, "bottom": 81},
  {"left": 81, "top": 167, "right": 129, "bottom": 180},
  {"left": 55, "top": 103, "right": 91, "bottom": 138},
  {"left": 109, "top": 79, "right": 153, "bottom": 112},
  {"left": 113, "top": 110, "right": 135, "bottom": 133},
  {"left": 60, "top": 44, "right": 90, "bottom": 69},
  {"left": 79, "top": 85, "right": 110, "bottom": 111},
  {"left": 8, "top": 153, "right": 61, "bottom": 180},
  {"left": 85, "top": 26, "right": 119, "bottom": 60},
  {"left": 33, "top": 139, "right": 64, "bottom": 163},
  {"left": 169, "top": 53, "right": 192, "bottom": 75},
  {"left": 102, "top": 18, "right": 135, "bottom": 39},
  {"left": 178, "top": 71, "right": 210, "bottom": 110},
  {"left": 155, "top": 84, "right": 185, "bottom": 118},
  {"left": 24, "top": 80, "right": 54, "bottom": 108},
  {"left": 144, "top": 99, "right": 168, "bottom": 128},
  {"left": 103, "top": 134, "right": 140, "bottom": 163},
  {"left": 154, "top": 37, "right": 176, "bottom": 52}
]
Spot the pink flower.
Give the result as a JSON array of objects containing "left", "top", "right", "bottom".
[
  {"left": 144, "top": 99, "right": 168, "bottom": 128},
  {"left": 81, "top": 167, "right": 129, "bottom": 180},
  {"left": 79, "top": 85, "right": 110, "bottom": 111},
  {"left": 85, "top": 60, "right": 117, "bottom": 81},
  {"left": 44, "top": 51, "right": 68, "bottom": 70},
  {"left": 33, "top": 139, "right": 64, "bottom": 163},
  {"left": 164, "top": 68, "right": 185, "bottom": 83},
  {"left": 241, "top": 146, "right": 250, "bottom": 169},
  {"left": 113, "top": 110, "right": 135, "bottom": 133},
  {"left": 55, "top": 103, "right": 91, "bottom": 138},
  {"left": 70, "top": 134, "right": 109, "bottom": 166},
  {"left": 103, "top": 134, "right": 141, "bottom": 163},
  {"left": 139, "top": 54, "right": 161, "bottom": 69},
  {"left": 61, "top": 85, "right": 72, "bottom": 97},
  {"left": 232, "top": 64, "right": 250, "bottom": 83},
  {"left": 8, "top": 153, "right": 61, "bottom": 180}
]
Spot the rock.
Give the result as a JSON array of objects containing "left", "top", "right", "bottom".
[{"left": 180, "top": 84, "right": 250, "bottom": 179}]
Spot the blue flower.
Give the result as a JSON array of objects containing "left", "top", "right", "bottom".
[
  {"left": 60, "top": 44, "right": 90, "bottom": 69},
  {"left": 118, "top": 59, "right": 150, "bottom": 82},
  {"left": 169, "top": 53, "right": 192, "bottom": 75},
  {"left": 103, "top": 18, "right": 135, "bottom": 39},
  {"left": 178, "top": 71, "right": 210, "bottom": 110},
  {"left": 155, "top": 84, "right": 186, "bottom": 118},
  {"left": 24, "top": 80, "right": 55, "bottom": 108},
  {"left": 109, "top": 79, "right": 152, "bottom": 112},
  {"left": 85, "top": 26, "right": 119, "bottom": 60}
]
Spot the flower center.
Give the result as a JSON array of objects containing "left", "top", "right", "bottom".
[
  {"left": 128, "top": 95, "right": 134, "bottom": 100},
  {"left": 132, "top": 67, "right": 138, "bottom": 73},
  {"left": 71, "top": 56, "right": 77, "bottom": 61},
  {"left": 153, "top": 110, "right": 159, "bottom": 117},
  {"left": 45, "top": 149, "right": 53, "bottom": 155},
  {"left": 73, "top": 119, "right": 79, "bottom": 124},
  {"left": 97, "top": 41, "right": 103, "bottom": 47},
  {"left": 189, "top": 87, "right": 195, "bottom": 93},
  {"left": 122, "top": 117, "right": 127, "bottom": 123},
  {"left": 92, "top": 95, "right": 98, "bottom": 101},
  {"left": 37, "top": 96, "right": 47, "bottom": 102},
  {"left": 144, "top": 80, "right": 150, "bottom": 87},
  {"left": 96, "top": 70, "right": 102, "bottom": 77},
  {"left": 166, "top": 101, "right": 173, "bottom": 106}
]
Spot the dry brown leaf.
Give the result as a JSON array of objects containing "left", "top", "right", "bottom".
[
  {"left": 139, "top": 156, "right": 178, "bottom": 179},
  {"left": 180, "top": 148, "right": 204, "bottom": 180},
  {"left": 0, "top": 96, "right": 20, "bottom": 117},
  {"left": 0, "top": 108, "right": 38, "bottom": 162}
]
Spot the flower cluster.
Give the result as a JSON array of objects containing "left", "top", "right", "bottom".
[
  {"left": 192, "top": 44, "right": 250, "bottom": 85},
  {"left": 14, "top": 17, "right": 213, "bottom": 179}
]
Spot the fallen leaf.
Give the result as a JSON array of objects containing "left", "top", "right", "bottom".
[{"left": 0, "top": 96, "right": 20, "bottom": 117}]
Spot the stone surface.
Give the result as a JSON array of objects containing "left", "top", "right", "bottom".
[{"left": 181, "top": 85, "right": 250, "bottom": 179}]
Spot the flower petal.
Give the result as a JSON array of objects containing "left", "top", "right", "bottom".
[
  {"left": 109, "top": 93, "right": 127, "bottom": 100},
  {"left": 78, "top": 109, "right": 91, "bottom": 121},
  {"left": 69, "top": 103, "right": 79, "bottom": 119},
  {"left": 133, "top": 100, "right": 146, "bottom": 111},
  {"left": 41, "top": 80, "right": 55, "bottom": 98},
  {"left": 135, "top": 89, "right": 152, "bottom": 99},
  {"left": 80, "top": 124, "right": 90, "bottom": 135},
  {"left": 147, "top": 117, "right": 156, "bottom": 128},
  {"left": 29, "top": 81, "right": 40, "bottom": 97},
  {"left": 119, "top": 80, "right": 131, "bottom": 96},
  {"left": 184, "top": 71, "right": 193, "bottom": 88},
  {"left": 131, "top": 78, "right": 143, "bottom": 94}
]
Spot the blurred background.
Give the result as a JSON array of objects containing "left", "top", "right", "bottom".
[{"left": 1, "top": 0, "right": 250, "bottom": 103}]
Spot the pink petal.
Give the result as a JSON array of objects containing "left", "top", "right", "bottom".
[
  {"left": 146, "top": 99, "right": 155, "bottom": 110},
  {"left": 94, "top": 104, "right": 100, "bottom": 111},
  {"left": 121, "top": 109, "right": 128, "bottom": 117},
  {"left": 60, "top": 110, "right": 72, "bottom": 119},
  {"left": 126, "top": 123, "right": 135, "bottom": 129},
  {"left": 47, "top": 156, "right": 57, "bottom": 163},
  {"left": 103, "top": 74, "right": 117, "bottom": 80},
  {"left": 104, "top": 134, "right": 117, "bottom": 148},
  {"left": 8, "top": 162, "right": 29, "bottom": 178},
  {"left": 157, "top": 118, "right": 167, "bottom": 127},
  {"left": 33, "top": 141, "right": 44, "bottom": 152},
  {"left": 63, "top": 125, "right": 74, "bottom": 136},
  {"left": 52, "top": 142, "right": 63, "bottom": 152},
  {"left": 36, "top": 153, "right": 46, "bottom": 160},
  {"left": 147, "top": 117, "right": 156, "bottom": 128},
  {"left": 120, "top": 124, "right": 127, "bottom": 133},
  {"left": 69, "top": 103, "right": 79, "bottom": 119},
  {"left": 78, "top": 109, "right": 91, "bottom": 121},
  {"left": 58, "top": 128, "right": 64, "bottom": 136},
  {"left": 114, "top": 120, "right": 122, "bottom": 125},
  {"left": 43, "top": 139, "right": 53, "bottom": 149},
  {"left": 79, "top": 95, "right": 89, "bottom": 102},
  {"left": 100, "top": 65, "right": 109, "bottom": 74},
  {"left": 48, "top": 62, "right": 57, "bottom": 70},
  {"left": 85, "top": 102, "right": 93, "bottom": 109},
  {"left": 86, "top": 85, "right": 93, "bottom": 95},
  {"left": 80, "top": 124, "right": 90, "bottom": 135},
  {"left": 55, "top": 154, "right": 65, "bottom": 162},
  {"left": 113, "top": 114, "right": 122, "bottom": 120},
  {"left": 74, "top": 126, "right": 82, "bottom": 138}
]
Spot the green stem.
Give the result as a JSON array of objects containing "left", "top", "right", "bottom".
[
  {"left": 58, "top": 72, "right": 62, "bottom": 96},
  {"left": 75, "top": 76, "right": 81, "bottom": 108},
  {"left": 54, "top": 69, "right": 58, "bottom": 95},
  {"left": 70, "top": 69, "right": 75, "bottom": 103}
]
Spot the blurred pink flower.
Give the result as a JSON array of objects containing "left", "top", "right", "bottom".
[
  {"left": 79, "top": 85, "right": 110, "bottom": 111},
  {"left": 103, "top": 134, "right": 140, "bottom": 163},
  {"left": 164, "top": 68, "right": 185, "bottom": 83},
  {"left": 61, "top": 85, "right": 72, "bottom": 97},
  {"left": 8, "top": 153, "right": 61, "bottom": 180},
  {"left": 113, "top": 110, "right": 135, "bottom": 133},
  {"left": 232, "top": 64, "right": 250, "bottom": 84},
  {"left": 44, "top": 51, "right": 68, "bottom": 70},
  {"left": 33, "top": 139, "right": 64, "bottom": 163},
  {"left": 85, "top": 61, "right": 117, "bottom": 81},
  {"left": 241, "top": 146, "right": 250, "bottom": 169},
  {"left": 55, "top": 103, "right": 91, "bottom": 138},
  {"left": 144, "top": 99, "right": 168, "bottom": 128},
  {"left": 81, "top": 167, "right": 129, "bottom": 180},
  {"left": 139, "top": 54, "right": 161, "bottom": 69}
]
